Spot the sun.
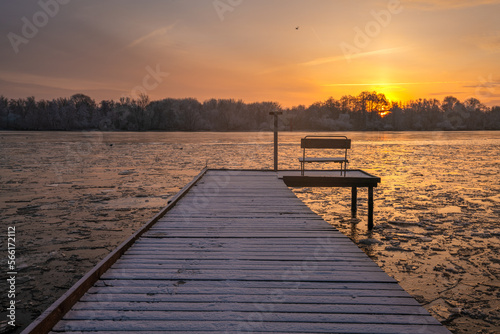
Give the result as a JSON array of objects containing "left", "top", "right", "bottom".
[
  {"left": 370, "top": 85, "right": 408, "bottom": 117},
  {"left": 374, "top": 85, "right": 414, "bottom": 105},
  {"left": 378, "top": 107, "right": 391, "bottom": 118},
  {"left": 373, "top": 86, "right": 400, "bottom": 103}
]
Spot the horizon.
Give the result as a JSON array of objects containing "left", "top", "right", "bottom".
[{"left": 1, "top": 1, "right": 500, "bottom": 108}]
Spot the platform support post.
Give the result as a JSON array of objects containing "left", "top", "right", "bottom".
[
  {"left": 269, "top": 111, "right": 282, "bottom": 172},
  {"left": 368, "top": 186, "right": 374, "bottom": 230},
  {"left": 351, "top": 187, "right": 357, "bottom": 218}
]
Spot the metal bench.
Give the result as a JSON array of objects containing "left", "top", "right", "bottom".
[{"left": 299, "top": 135, "right": 351, "bottom": 176}]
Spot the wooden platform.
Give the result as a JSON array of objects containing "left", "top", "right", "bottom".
[
  {"left": 279, "top": 169, "right": 381, "bottom": 187},
  {"left": 280, "top": 169, "right": 381, "bottom": 229},
  {"left": 25, "top": 169, "right": 451, "bottom": 334}
]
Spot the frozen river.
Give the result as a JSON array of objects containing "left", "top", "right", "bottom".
[{"left": 0, "top": 130, "right": 499, "bottom": 333}]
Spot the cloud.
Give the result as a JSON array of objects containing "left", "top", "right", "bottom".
[
  {"left": 463, "top": 77, "right": 500, "bottom": 88},
  {"left": 323, "top": 81, "right": 474, "bottom": 87},
  {"left": 0, "top": 71, "right": 124, "bottom": 93},
  {"left": 475, "top": 32, "right": 500, "bottom": 53},
  {"left": 464, "top": 78, "right": 500, "bottom": 100},
  {"left": 428, "top": 91, "right": 465, "bottom": 96},
  {"left": 126, "top": 22, "right": 177, "bottom": 49},
  {"left": 406, "top": 0, "right": 500, "bottom": 10},
  {"left": 300, "top": 47, "right": 409, "bottom": 67}
]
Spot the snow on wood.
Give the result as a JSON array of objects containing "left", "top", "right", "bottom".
[{"left": 44, "top": 170, "right": 450, "bottom": 334}]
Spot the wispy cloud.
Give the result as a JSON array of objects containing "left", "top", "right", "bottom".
[
  {"left": 463, "top": 81, "right": 500, "bottom": 88},
  {"left": 0, "top": 71, "right": 125, "bottom": 92},
  {"left": 406, "top": 0, "right": 500, "bottom": 10},
  {"left": 300, "top": 47, "right": 409, "bottom": 67},
  {"left": 428, "top": 91, "right": 465, "bottom": 96},
  {"left": 126, "top": 22, "right": 177, "bottom": 49},
  {"left": 323, "top": 81, "right": 475, "bottom": 87},
  {"left": 474, "top": 32, "right": 500, "bottom": 53}
]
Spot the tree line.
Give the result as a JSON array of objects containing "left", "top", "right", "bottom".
[{"left": 0, "top": 92, "right": 499, "bottom": 131}]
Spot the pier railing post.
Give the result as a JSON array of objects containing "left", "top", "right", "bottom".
[
  {"left": 368, "top": 186, "right": 374, "bottom": 230},
  {"left": 351, "top": 187, "right": 357, "bottom": 218},
  {"left": 269, "top": 111, "right": 283, "bottom": 171}
]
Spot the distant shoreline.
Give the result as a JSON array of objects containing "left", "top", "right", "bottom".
[{"left": 2, "top": 93, "right": 499, "bottom": 131}]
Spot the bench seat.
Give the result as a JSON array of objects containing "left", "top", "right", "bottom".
[{"left": 299, "top": 157, "right": 348, "bottom": 163}]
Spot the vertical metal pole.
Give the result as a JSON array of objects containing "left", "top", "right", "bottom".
[
  {"left": 368, "top": 187, "right": 374, "bottom": 230},
  {"left": 351, "top": 187, "right": 357, "bottom": 218},
  {"left": 269, "top": 112, "right": 282, "bottom": 172}
]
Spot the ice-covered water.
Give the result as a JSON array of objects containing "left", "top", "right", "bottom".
[{"left": 0, "top": 130, "right": 499, "bottom": 333}]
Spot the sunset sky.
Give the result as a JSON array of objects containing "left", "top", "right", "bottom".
[{"left": 1, "top": 0, "right": 500, "bottom": 107}]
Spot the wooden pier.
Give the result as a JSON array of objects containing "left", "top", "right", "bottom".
[{"left": 24, "top": 169, "right": 451, "bottom": 334}]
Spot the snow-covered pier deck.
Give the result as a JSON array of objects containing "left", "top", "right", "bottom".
[{"left": 24, "top": 169, "right": 451, "bottom": 333}]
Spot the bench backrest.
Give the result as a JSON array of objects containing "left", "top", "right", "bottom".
[{"left": 301, "top": 137, "right": 351, "bottom": 149}]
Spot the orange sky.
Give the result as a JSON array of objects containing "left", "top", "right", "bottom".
[{"left": 1, "top": 0, "right": 500, "bottom": 107}]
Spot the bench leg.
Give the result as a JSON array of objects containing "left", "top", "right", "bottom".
[
  {"left": 351, "top": 187, "right": 357, "bottom": 218},
  {"left": 368, "top": 187, "right": 374, "bottom": 230}
]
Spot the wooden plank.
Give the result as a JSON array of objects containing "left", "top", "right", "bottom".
[
  {"left": 141, "top": 231, "right": 354, "bottom": 238},
  {"left": 69, "top": 301, "right": 429, "bottom": 314},
  {"left": 120, "top": 248, "right": 369, "bottom": 255},
  {"left": 114, "top": 254, "right": 371, "bottom": 261},
  {"left": 107, "top": 267, "right": 384, "bottom": 275},
  {"left": 78, "top": 293, "right": 419, "bottom": 305},
  {"left": 301, "top": 137, "right": 351, "bottom": 149},
  {"left": 279, "top": 169, "right": 379, "bottom": 178},
  {"left": 283, "top": 175, "right": 380, "bottom": 187},
  {"left": 136, "top": 239, "right": 353, "bottom": 245},
  {"left": 158, "top": 213, "right": 323, "bottom": 219},
  {"left": 92, "top": 279, "right": 405, "bottom": 290},
  {"left": 86, "top": 286, "right": 412, "bottom": 297},
  {"left": 118, "top": 252, "right": 371, "bottom": 260},
  {"left": 121, "top": 250, "right": 366, "bottom": 257},
  {"left": 135, "top": 231, "right": 348, "bottom": 236},
  {"left": 299, "top": 157, "right": 347, "bottom": 163},
  {"left": 61, "top": 310, "right": 438, "bottom": 325},
  {"left": 109, "top": 265, "right": 384, "bottom": 273},
  {"left": 51, "top": 331, "right": 446, "bottom": 334},
  {"left": 99, "top": 271, "right": 396, "bottom": 283},
  {"left": 52, "top": 320, "right": 450, "bottom": 333},
  {"left": 123, "top": 241, "right": 364, "bottom": 249},
  {"left": 133, "top": 239, "right": 356, "bottom": 246},
  {"left": 129, "top": 241, "right": 365, "bottom": 247},
  {"left": 112, "top": 259, "right": 379, "bottom": 267},
  {"left": 131, "top": 238, "right": 356, "bottom": 244}
]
